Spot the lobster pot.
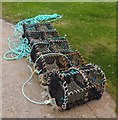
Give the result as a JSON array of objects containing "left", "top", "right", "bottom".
[
  {"left": 30, "top": 39, "right": 70, "bottom": 60},
  {"left": 22, "top": 22, "right": 60, "bottom": 45},
  {"left": 48, "top": 66, "right": 106, "bottom": 110},
  {"left": 23, "top": 22, "right": 55, "bottom": 37},
  {"left": 34, "top": 53, "right": 72, "bottom": 74},
  {"left": 23, "top": 22, "right": 54, "bottom": 32},
  {"left": 35, "top": 22, "right": 55, "bottom": 31},
  {"left": 34, "top": 52, "right": 86, "bottom": 77}
]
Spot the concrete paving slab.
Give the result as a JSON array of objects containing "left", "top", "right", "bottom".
[{"left": 2, "top": 20, "right": 117, "bottom": 118}]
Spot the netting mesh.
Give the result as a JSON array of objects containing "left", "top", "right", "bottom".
[{"left": 22, "top": 21, "right": 106, "bottom": 110}]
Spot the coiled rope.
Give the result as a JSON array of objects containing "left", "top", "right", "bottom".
[{"left": 4, "top": 14, "right": 62, "bottom": 61}]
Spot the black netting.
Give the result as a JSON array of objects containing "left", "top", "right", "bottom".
[{"left": 22, "top": 22, "right": 106, "bottom": 110}]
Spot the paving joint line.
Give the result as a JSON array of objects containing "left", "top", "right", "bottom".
[{"left": 86, "top": 103, "right": 99, "bottom": 119}]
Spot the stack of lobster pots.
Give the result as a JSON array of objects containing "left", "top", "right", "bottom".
[{"left": 22, "top": 22, "right": 106, "bottom": 110}]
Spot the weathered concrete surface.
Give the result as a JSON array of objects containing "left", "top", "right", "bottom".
[
  {"left": 0, "top": 19, "right": 2, "bottom": 119},
  {"left": 2, "top": 20, "right": 117, "bottom": 118}
]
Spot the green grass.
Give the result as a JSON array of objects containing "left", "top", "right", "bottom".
[{"left": 2, "top": 2, "right": 117, "bottom": 112}]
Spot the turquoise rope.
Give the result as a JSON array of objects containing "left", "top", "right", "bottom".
[
  {"left": 4, "top": 37, "right": 31, "bottom": 60},
  {"left": 14, "top": 13, "right": 62, "bottom": 34},
  {"left": 4, "top": 14, "right": 62, "bottom": 61}
]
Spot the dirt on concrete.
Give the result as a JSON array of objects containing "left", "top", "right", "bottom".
[{"left": 1, "top": 20, "right": 117, "bottom": 118}]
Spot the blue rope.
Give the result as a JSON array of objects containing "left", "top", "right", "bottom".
[{"left": 4, "top": 14, "right": 62, "bottom": 60}]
